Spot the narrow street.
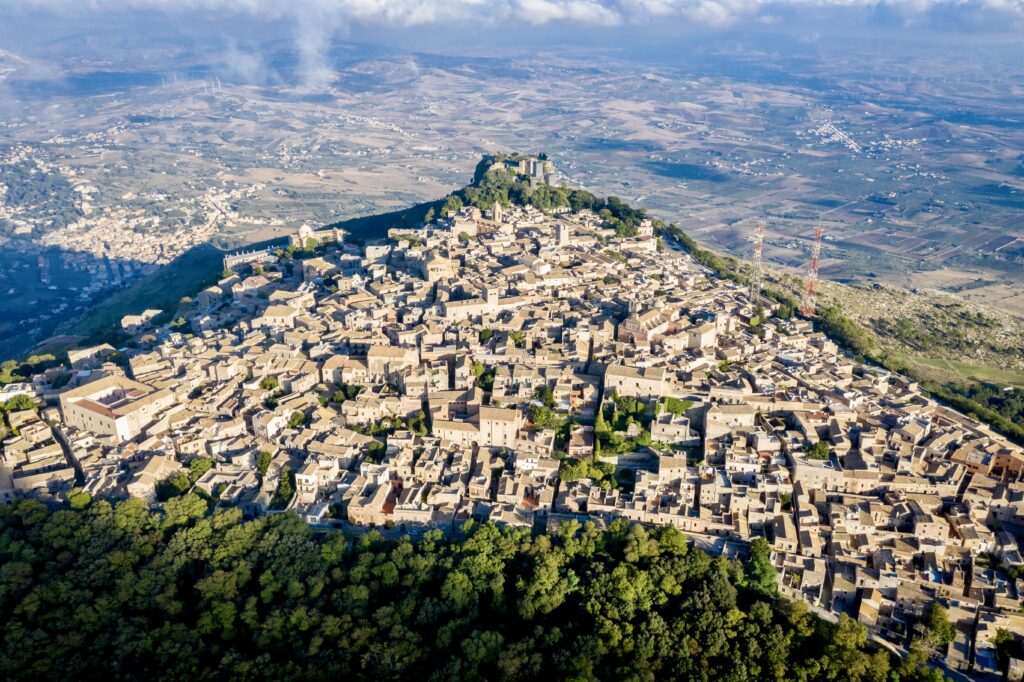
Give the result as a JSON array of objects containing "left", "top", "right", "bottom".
[{"left": 51, "top": 424, "right": 84, "bottom": 487}]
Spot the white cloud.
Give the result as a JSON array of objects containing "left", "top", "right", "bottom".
[
  {"left": 6, "top": 0, "right": 1022, "bottom": 28},
  {"left": 3, "top": 0, "right": 1021, "bottom": 91},
  {"left": 514, "top": 0, "right": 623, "bottom": 25},
  {"left": 220, "top": 41, "right": 270, "bottom": 85}
]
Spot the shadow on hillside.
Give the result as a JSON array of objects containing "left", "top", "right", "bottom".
[
  {"left": 0, "top": 240, "right": 249, "bottom": 361},
  {"left": 0, "top": 242, "right": 156, "bottom": 360}
]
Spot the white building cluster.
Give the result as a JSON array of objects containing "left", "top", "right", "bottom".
[{"left": 3, "top": 198, "right": 1023, "bottom": 676}]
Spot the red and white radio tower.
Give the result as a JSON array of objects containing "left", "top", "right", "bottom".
[
  {"left": 800, "top": 219, "right": 824, "bottom": 316},
  {"left": 749, "top": 217, "right": 766, "bottom": 302}
]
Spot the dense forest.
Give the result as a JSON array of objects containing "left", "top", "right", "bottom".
[
  {"left": 961, "top": 383, "right": 1024, "bottom": 426},
  {"left": 927, "top": 381, "right": 1024, "bottom": 444},
  {"left": 0, "top": 497, "right": 948, "bottom": 681}
]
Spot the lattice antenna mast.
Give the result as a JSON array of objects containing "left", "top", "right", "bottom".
[
  {"left": 749, "top": 216, "right": 766, "bottom": 303},
  {"left": 801, "top": 218, "right": 824, "bottom": 316}
]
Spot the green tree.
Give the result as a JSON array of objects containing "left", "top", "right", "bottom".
[
  {"left": 0, "top": 359, "right": 24, "bottom": 384},
  {"left": 67, "top": 489, "right": 91, "bottom": 510},
  {"left": 806, "top": 440, "right": 830, "bottom": 460},
  {"left": 896, "top": 643, "right": 948, "bottom": 682},
  {"left": 747, "top": 538, "right": 778, "bottom": 596},
  {"left": 476, "top": 367, "right": 495, "bottom": 392},
  {"left": 516, "top": 551, "right": 578, "bottom": 620},
  {"left": 270, "top": 466, "right": 294, "bottom": 510},
  {"left": 820, "top": 615, "right": 889, "bottom": 682},
  {"left": 409, "top": 410, "right": 429, "bottom": 436},
  {"left": 188, "top": 457, "right": 214, "bottom": 484},
  {"left": 993, "top": 627, "right": 1017, "bottom": 672},
  {"left": 661, "top": 397, "right": 693, "bottom": 416},
  {"left": 23, "top": 353, "right": 57, "bottom": 369},
  {"left": 155, "top": 471, "right": 192, "bottom": 501},
  {"left": 654, "top": 525, "right": 688, "bottom": 557},
  {"left": 441, "top": 194, "right": 464, "bottom": 216},
  {"left": 0, "top": 394, "right": 36, "bottom": 413},
  {"left": 256, "top": 450, "right": 273, "bottom": 476},
  {"left": 162, "top": 492, "right": 209, "bottom": 528},
  {"left": 366, "top": 440, "right": 386, "bottom": 462},
  {"left": 921, "top": 601, "right": 956, "bottom": 647},
  {"left": 528, "top": 404, "right": 564, "bottom": 430},
  {"left": 331, "top": 382, "right": 362, "bottom": 403},
  {"left": 534, "top": 385, "right": 555, "bottom": 408},
  {"left": 0, "top": 499, "right": 904, "bottom": 682}
]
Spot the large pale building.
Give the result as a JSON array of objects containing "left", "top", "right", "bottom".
[
  {"left": 433, "top": 406, "right": 522, "bottom": 450},
  {"left": 478, "top": 407, "right": 522, "bottom": 450},
  {"left": 604, "top": 364, "right": 666, "bottom": 398},
  {"left": 420, "top": 253, "right": 457, "bottom": 282},
  {"left": 120, "top": 309, "right": 162, "bottom": 334},
  {"left": 59, "top": 375, "right": 175, "bottom": 443}
]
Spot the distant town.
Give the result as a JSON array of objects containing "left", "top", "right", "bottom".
[{"left": 2, "top": 158, "right": 1022, "bottom": 679}]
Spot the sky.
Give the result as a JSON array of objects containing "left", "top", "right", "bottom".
[
  {"left": 2, "top": 0, "right": 1023, "bottom": 28},
  {"left": 0, "top": 0, "right": 1022, "bottom": 90},
  {"left": 2, "top": 0, "right": 1023, "bottom": 30}
]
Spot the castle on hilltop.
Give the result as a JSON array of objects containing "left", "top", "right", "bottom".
[{"left": 498, "top": 154, "right": 555, "bottom": 187}]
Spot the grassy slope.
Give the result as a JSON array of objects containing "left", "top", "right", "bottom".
[
  {"left": 745, "top": 269, "right": 1024, "bottom": 391},
  {"left": 885, "top": 352, "right": 1024, "bottom": 388},
  {"left": 814, "top": 279, "right": 1024, "bottom": 386}
]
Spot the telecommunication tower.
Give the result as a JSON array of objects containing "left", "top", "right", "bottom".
[
  {"left": 800, "top": 219, "right": 824, "bottom": 316},
  {"left": 749, "top": 217, "right": 766, "bottom": 302}
]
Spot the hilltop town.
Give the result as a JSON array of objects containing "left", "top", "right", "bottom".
[{"left": 1, "top": 159, "right": 1023, "bottom": 679}]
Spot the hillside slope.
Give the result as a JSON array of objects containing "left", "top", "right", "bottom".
[{"left": 22, "top": 155, "right": 1024, "bottom": 442}]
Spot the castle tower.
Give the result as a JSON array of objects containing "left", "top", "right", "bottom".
[
  {"left": 493, "top": 201, "right": 503, "bottom": 224},
  {"left": 486, "top": 287, "right": 499, "bottom": 308},
  {"left": 556, "top": 223, "right": 569, "bottom": 247}
]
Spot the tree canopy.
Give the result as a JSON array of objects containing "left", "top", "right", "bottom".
[
  {"left": 0, "top": 499, "right": 945, "bottom": 681},
  {"left": 806, "top": 441, "right": 830, "bottom": 460}
]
